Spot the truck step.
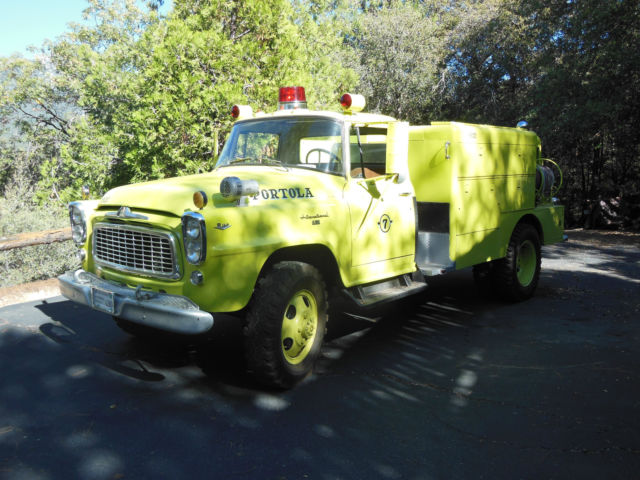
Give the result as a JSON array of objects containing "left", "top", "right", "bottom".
[
  {"left": 419, "top": 263, "right": 455, "bottom": 276},
  {"left": 343, "top": 273, "right": 427, "bottom": 308}
]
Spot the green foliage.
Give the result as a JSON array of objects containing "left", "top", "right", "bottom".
[
  {"left": 525, "top": 0, "right": 640, "bottom": 225},
  {"left": 441, "top": 0, "right": 536, "bottom": 124},
  {"left": 348, "top": 0, "right": 452, "bottom": 123},
  {"left": 0, "top": 55, "right": 73, "bottom": 200},
  {"left": 0, "top": 179, "right": 77, "bottom": 287},
  {"left": 0, "top": 0, "right": 358, "bottom": 285},
  {"left": 1, "top": 0, "right": 355, "bottom": 202},
  {"left": 2, "top": 0, "right": 639, "bottom": 237},
  {"left": 111, "top": 0, "right": 355, "bottom": 182},
  {"left": 349, "top": 0, "right": 640, "bottom": 228},
  {"left": 42, "top": 0, "right": 165, "bottom": 196}
]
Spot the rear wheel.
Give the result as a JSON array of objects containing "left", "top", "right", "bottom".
[
  {"left": 244, "top": 261, "right": 328, "bottom": 389},
  {"left": 494, "top": 223, "right": 541, "bottom": 302}
]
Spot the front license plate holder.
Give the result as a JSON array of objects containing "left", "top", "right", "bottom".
[{"left": 91, "top": 287, "right": 115, "bottom": 314}]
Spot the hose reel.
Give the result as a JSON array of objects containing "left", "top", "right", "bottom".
[{"left": 535, "top": 158, "right": 562, "bottom": 204}]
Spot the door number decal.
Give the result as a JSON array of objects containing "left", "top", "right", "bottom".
[{"left": 378, "top": 214, "right": 392, "bottom": 233}]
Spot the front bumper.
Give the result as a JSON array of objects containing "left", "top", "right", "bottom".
[{"left": 58, "top": 270, "right": 214, "bottom": 335}]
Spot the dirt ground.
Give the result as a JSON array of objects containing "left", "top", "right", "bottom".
[
  {"left": 566, "top": 228, "right": 640, "bottom": 246},
  {"left": 0, "top": 278, "right": 60, "bottom": 308}
]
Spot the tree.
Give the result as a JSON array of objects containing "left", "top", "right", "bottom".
[
  {"left": 442, "top": 0, "right": 539, "bottom": 125},
  {"left": 1, "top": 0, "right": 356, "bottom": 201},
  {"left": 3, "top": 0, "right": 639, "bottom": 229},
  {"left": 527, "top": 0, "right": 640, "bottom": 226},
  {"left": 31, "top": 0, "right": 355, "bottom": 196},
  {"left": 348, "top": 0, "right": 452, "bottom": 123},
  {"left": 107, "top": 0, "right": 355, "bottom": 183},
  {"left": 0, "top": 55, "right": 75, "bottom": 200}
]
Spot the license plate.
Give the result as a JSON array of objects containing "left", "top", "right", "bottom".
[{"left": 91, "top": 287, "right": 115, "bottom": 314}]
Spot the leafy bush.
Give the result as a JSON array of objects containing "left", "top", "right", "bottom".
[{"left": 0, "top": 180, "right": 77, "bottom": 287}]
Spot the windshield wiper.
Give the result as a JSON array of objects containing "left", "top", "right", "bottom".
[
  {"left": 224, "top": 157, "right": 288, "bottom": 170},
  {"left": 261, "top": 158, "right": 288, "bottom": 169},
  {"left": 227, "top": 157, "right": 254, "bottom": 165}
]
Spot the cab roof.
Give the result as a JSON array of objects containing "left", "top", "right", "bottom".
[{"left": 237, "top": 108, "right": 398, "bottom": 125}]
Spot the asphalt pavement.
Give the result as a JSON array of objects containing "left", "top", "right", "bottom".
[{"left": 1, "top": 232, "right": 639, "bottom": 479}]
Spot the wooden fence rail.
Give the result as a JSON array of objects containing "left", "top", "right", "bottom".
[{"left": 0, "top": 227, "right": 72, "bottom": 252}]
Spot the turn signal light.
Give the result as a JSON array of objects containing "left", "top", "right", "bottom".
[{"left": 193, "top": 191, "right": 208, "bottom": 209}]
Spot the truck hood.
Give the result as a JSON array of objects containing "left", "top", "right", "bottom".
[
  {"left": 98, "top": 167, "right": 343, "bottom": 216},
  {"left": 99, "top": 173, "right": 223, "bottom": 217}
]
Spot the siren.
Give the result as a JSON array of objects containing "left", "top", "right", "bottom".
[{"left": 278, "top": 86, "right": 307, "bottom": 110}]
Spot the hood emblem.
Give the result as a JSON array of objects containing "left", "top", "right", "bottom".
[
  {"left": 215, "top": 222, "right": 231, "bottom": 231},
  {"left": 106, "top": 206, "right": 149, "bottom": 220}
]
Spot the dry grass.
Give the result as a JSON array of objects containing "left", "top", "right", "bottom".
[{"left": 0, "top": 182, "right": 78, "bottom": 288}]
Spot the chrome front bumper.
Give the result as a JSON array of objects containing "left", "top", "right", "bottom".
[{"left": 58, "top": 270, "right": 214, "bottom": 335}]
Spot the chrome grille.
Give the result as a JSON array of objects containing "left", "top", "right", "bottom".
[{"left": 93, "top": 223, "right": 179, "bottom": 279}]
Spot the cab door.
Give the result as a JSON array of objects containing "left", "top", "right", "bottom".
[
  {"left": 346, "top": 122, "right": 416, "bottom": 278},
  {"left": 347, "top": 176, "right": 415, "bottom": 266}
]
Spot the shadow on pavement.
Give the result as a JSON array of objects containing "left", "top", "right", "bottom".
[{"left": 0, "top": 237, "right": 639, "bottom": 479}]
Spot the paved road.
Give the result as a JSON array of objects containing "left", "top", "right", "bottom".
[{"left": 1, "top": 233, "right": 639, "bottom": 479}]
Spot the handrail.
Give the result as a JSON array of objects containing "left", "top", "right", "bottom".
[{"left": 0, "top": 227, "right": 72, "bottom": 252}]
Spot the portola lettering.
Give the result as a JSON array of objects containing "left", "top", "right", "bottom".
[{"left": 259, "top": 187, "right": 314, "bottom": 200}]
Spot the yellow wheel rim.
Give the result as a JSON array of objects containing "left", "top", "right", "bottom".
[
  {"left": 516, "top": 239, "right": 536, "bottom": 287},
  {"left": 281, "top": 289, "right": 318, "bottom": 365}
]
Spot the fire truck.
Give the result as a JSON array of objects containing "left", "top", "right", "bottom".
[{"left": 59, "top": 86, "right": 564, "bottom": 388}]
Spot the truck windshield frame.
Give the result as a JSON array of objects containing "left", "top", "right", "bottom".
[{"left": 216, "top": 116, "right": 345, "bottom": 176}]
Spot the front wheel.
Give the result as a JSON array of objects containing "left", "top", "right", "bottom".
[
  {"left": 244, "top": 261, "right": 328, "bottom": 389},
  {"left": 494, "top": 223, "right": 541, "bottom": 302}
]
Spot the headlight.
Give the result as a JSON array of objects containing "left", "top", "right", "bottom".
[
  {"left": 182, "top": 212, "right": 206, "bottom": 265},
  {"left": 69, "top": 202, "right": 87, "bottom": 245}
]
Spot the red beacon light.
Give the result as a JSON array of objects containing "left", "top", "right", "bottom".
[
  {"left": 339, "top": 93, "right": 366, "bottom": 113},
  {"left": 231, "top": 104, "right": 253, "bottom": 120},
  {"left": 278, "top": 86, "right": 307, "bottom": 110}
]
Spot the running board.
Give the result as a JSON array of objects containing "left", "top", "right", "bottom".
[
  {"left": 419, "top": 262, "right": 455, "bottom": 276},
  {"left": 343, "top": 274, "right": 427, "bottom": 308}
]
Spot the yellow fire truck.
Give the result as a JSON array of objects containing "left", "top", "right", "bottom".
[{"left": 59, "top": 87, "right": 564, "bottom": 388}]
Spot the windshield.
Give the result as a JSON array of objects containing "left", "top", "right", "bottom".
[{"left": 216, "top": 117, "right": 344, "bottom": 175}]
